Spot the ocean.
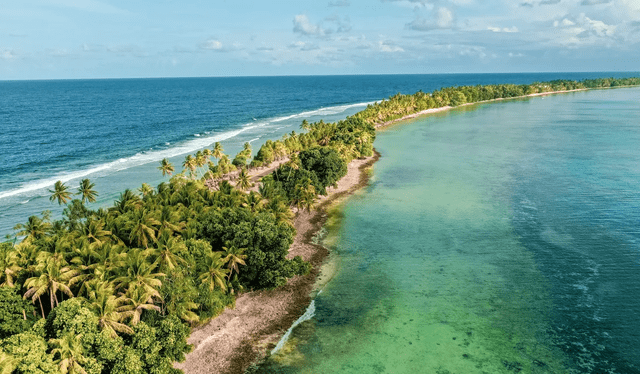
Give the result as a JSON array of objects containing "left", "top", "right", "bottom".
[
  {"left": 254, "top": 85, "right": 640, "bottom": 372},
  {"left": 0, "top": 73, "right": 633, "bottom": 237}
]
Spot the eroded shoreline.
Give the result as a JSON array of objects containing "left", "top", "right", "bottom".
[{"left": 176, "top": 152, "right": 379, "bottom": 374}]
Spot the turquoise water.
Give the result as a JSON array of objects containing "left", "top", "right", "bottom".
[{"left": 255, "top": 88, "right": 640, "bottom": 373}]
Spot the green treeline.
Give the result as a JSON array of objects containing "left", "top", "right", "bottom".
[
  {"left": 352, "top": 76, "right": 640, "bottom": 125},
  {"left": 0, "top": 115, "right": 375, "bottom": 373}
]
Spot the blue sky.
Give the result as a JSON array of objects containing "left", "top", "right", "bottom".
[{"left": 1, "top": 0, "right": 639, "bottom": 79}]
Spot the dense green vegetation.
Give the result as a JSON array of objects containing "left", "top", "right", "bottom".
[
  {"left": 353, "top": 76, "right": 640, "bottom": 125},
  {"left": 0, "top": 76, "right": 637, "bottom": 373},
  {"left": 0, "top": 114, "right": 375, "bottom": 373}
]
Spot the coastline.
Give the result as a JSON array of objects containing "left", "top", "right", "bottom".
[
  {"left": 374, "top": 88, "right": 588, "bottom": 129},
  {"left": 175, "top": 152, "right": 379, "bottom": 374},
  {"left": 175, "top": 86, "right": 606, "bottom": 374}
]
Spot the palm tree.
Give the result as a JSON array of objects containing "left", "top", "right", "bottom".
[
  {"left": 24, "top": 252, "right": 82, "bottom": 317},
  {"left": 182, "top": 155, "right": 197, "bottom": 179},
  {"left": 212, "top": 142, "right": 224, "bottom": 161},
  {"left": 125, "top": 209, "right": 160, "bottom": 248},
  {"left": 50, "top": 332, "right": 89, "bottom": 374},
  {"left": 158, "top": 158, "right": 175, "bottom": 177},
  {"left": 198, "top": 252, "right": 228, "bottom": 292},
  {"left": 138, "top": 183, "right": 154, "bottom": 198},
  {"left": 153, "top": 229, "right": 187, "bottom": 272},
  {"left": 49, "top": 181, "right": 73, "bottom": 205},
  {"left": 81, "top": 280, "right": 133, "bottom": 337},
  {"left": 77, "top": 179, "right": 98, "bottom": 204},
  {"left": 300, "top": 119, "right": 310, "bottom": 131},
  {"left": 236, "top": 168, "right": 252, "bottom": 191},
  {"left": 221, "top": 245, "right": 247, "bottom": 280},
  {"left": 124, "top": 287, "right": 160, "bottom": 326},
  {"left": 114, "top": 249, "right": 164, "bottom": 301},
  {"left": 81, "top": 218, "right": 112, "bottom": 248},
  {"left": 0, "top": 246, "right": 22, "bottom": 287},
  {"left": 14, "top": 215, "right": 51, "bottom": 242},
  {"left": 158, "top": 205, "right": 186, "bottom": 235}
]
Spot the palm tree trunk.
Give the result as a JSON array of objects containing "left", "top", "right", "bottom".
[{"left": 38, "top": 297, "right": 45, "bottom": 318}]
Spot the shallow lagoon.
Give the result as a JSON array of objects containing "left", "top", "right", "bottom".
[{"left": 255, "top": 88, "right": 640, "bottom": 373}]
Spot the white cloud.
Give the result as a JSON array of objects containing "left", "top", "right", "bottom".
[
  {"left": 378, "top": 40, "right": 404, "bottom": 52},
  {"left": 406, "top": 7, "right": 455, "bottom": 31},
  {"left": 288, "top": 41, "right": 320, "bottom": 51},
  {"left": 488, "top": 26, "right": 519, "bottom": 32},
  {"left": 0, "top": 49, "right": 17, "bottom": 59},
  {"left": 293, "top": 14, "right": 326, "bottom": 37},
  {"left": 201, "top": 39, "right": 223, "bottom": 50}
]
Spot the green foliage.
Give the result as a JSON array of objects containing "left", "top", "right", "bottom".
[
  {"left": 298, "top": 147, "right": 347, "bottom": 192},
  {"left": 0, "top": 332, "right": 59, "bottom": 374},
  {"left": 44, "top": 299, "right": 98, "bottom": 339},
  {"left": 0, "top": 287, "right": 35, "bottom": 339}
]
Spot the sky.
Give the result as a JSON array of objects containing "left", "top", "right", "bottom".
[{"left": 1, "top": 0, "right": 639, "bottom": 80}]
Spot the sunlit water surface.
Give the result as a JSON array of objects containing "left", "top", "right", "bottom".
[{"left": 255, "top": 88, "right": 640, "bottom": 374}]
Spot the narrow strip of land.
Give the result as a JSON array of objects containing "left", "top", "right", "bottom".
[
  {"left": 375, "top": 88, "right": 588, "bottom": 129},
  {"left": 175, "top": 154, "right": 378, "bottom": 374}
]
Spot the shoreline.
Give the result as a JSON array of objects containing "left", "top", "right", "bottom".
[
  {"left": 374, "top": 88, "right": 589, "bottom": 129},
  {"left": 175, "top": 152, "right": 380, "bottom": 374}
]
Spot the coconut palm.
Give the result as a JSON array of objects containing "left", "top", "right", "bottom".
[
  {"left": 81, "top": 218, "right": 112, "bottom": 248},
  {"left": 158, "top": 205, "right": 186, "bottom": 235},
  {"left": 221, "top": 245, "right": 247, "bottom": 280},
  {"left": 50, "top": 332, "right": 89, "bottom": 374},
  {"left": 81, "top": 280, "right": 133, "bottom": 337},
  {"left": 24, "top": 252, "right": 82, "bottom": 317},
  {"left": 212, "top": 142, "right": 224, "bottom": 161},
  {"left": 158, "top": 158, "right": 175, "bottom": 177},
  {"left": 182, "top": 155, "right": 196, "bottom": 179},
  {"left": 236, "top": 168, "right": 252, "bottom": 191},
  {"left": 124, "top": 287, "right": 160, "bottom": 326},
  {"left": 153, "top": 229, "right": 187, "bottom": 272},
  {"left": 125, "top": 208, "right": 160, "bottom": 248},
  {"left": 14, "top": 215, "right": 51, "bottom": 242},
  {"left": 198, "top": 252, "right": 228, "bottom": 292},
  {"left": 0, "top": 247, "right": 22, "bottom": 287},
  {"left": 114, "top": 249, "right": 164, "bottom": 300},
  {"left": 49, "top": 181, "right": 73, "bottom": 205},
  {"left": 138, "top": 183, "right": 154, "bottom": 198},
  {"left": 77, "top": 179, "right": 98, "bottom": 204}
]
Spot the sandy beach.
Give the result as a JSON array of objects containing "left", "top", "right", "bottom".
[{"left": 175, "top": 153, "right": 379, "bottom": 374}]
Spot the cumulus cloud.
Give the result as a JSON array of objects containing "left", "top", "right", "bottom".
[
  {"left": 288, "top": 41, "right": 320, "bottom": 51},
  {"left": 539, "top": 0, "right": 561, "bottom": 5},
  {"left": 378, "top": 40, "right": 404, "bottom": 52},
  {"left": 293, "top": 14, "right": 326, "bottom": 36},
  {"left": 406, "top": 7, "right": 455, "bottom": 31},
  {"left": 201, "top": 39, "right": 223, "bottom": 50},
  {"left": 0, "top": 49, "right": 17, "bottom": 59},
  {"left": 325, "top": 14, "right": 352, "bottom": 33},
  {"left": 488, "top": 26, "right": 519, "bottom": 32}
]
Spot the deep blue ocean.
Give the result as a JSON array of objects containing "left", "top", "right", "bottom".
[{"left": 0, "top": 72, "right": 634, "bottom": 237}]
